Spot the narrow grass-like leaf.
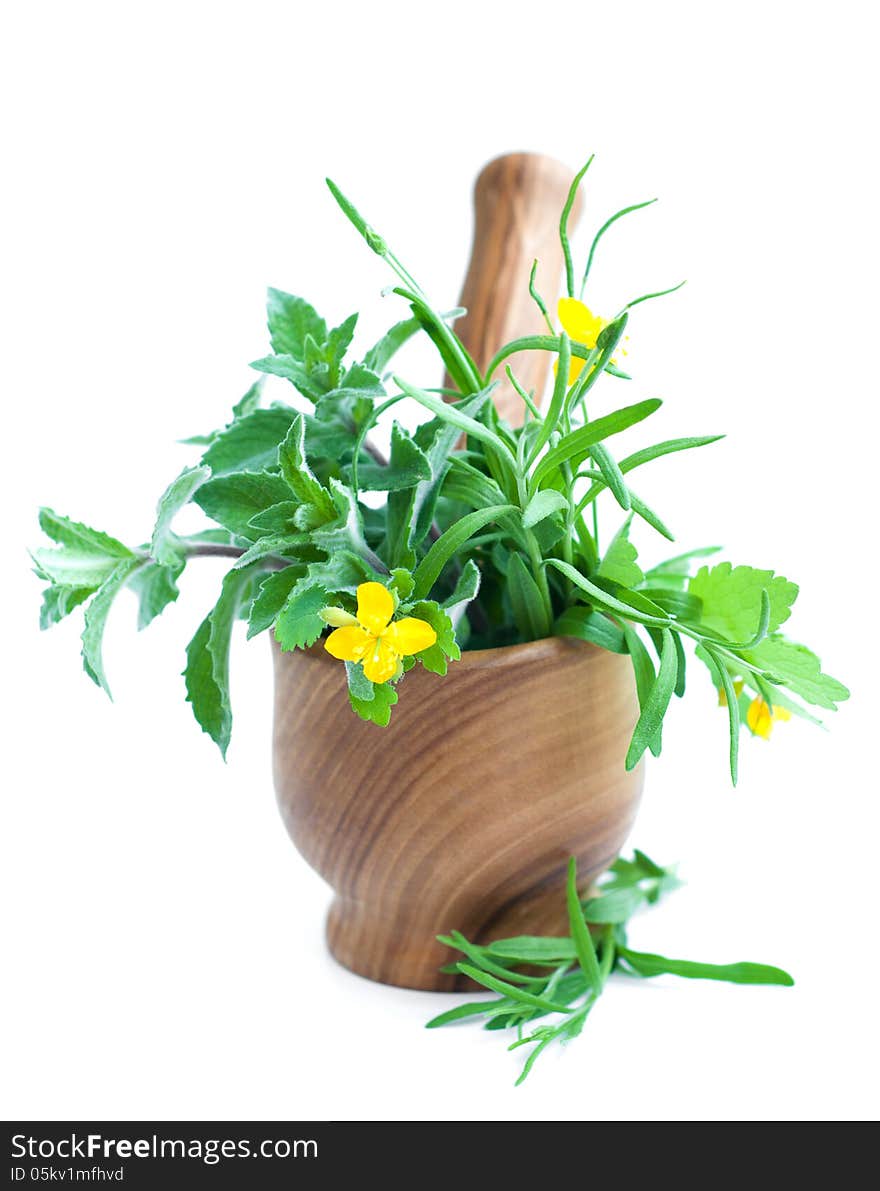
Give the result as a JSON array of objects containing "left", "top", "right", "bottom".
[
  {"left": 623, "top": 280, "right": 686, "bottom": 310},
  {"left": 546, "top": 560, "right": 670, "bottom": 627},
  {"left": 560, "top": 156, "right": 593, "bottom": 295},
  {"left": 412, "top": 505, "right": 516, "bottom": 599},
  {"left": 566, "top": 858, "right": 603, "bottom": 993},
  {"left": 707, "top": 647, "right": 740, "bottom": 785},
  {"left": 581, "top": 198, "right": 657, "bottom": 293},
  {"left": 527, "top": 333, "right": 570, "bottom": 464},
  {"left": 533, "top": 399, "right": 662, "bottom": 488},
  {"left": 392, "top": 375, "right": 512, "bottom": 460},
  {"left": 456, "top": 965, "right": 572, "bottom": 1014},
  {"left": 626, "top": 628, "right": 677, "bottom": 769},
  {"left": 618, "top": 947, "right": 794, "bottom": 986},
  {"left": 589, "top": 443, "right": 630, "bottom": 510}
]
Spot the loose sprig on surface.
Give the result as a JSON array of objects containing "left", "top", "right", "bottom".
[
  {"left": 32, "top": 155, "right": 847, "bottom": 778},
  {"left": 428, "top": 852, "right": 794, "bottom": 1085}
]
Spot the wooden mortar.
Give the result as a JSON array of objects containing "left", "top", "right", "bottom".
[{"left": 272, "top": 153, "right": 643, "bottom": 991}]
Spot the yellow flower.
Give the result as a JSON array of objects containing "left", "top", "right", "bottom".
[
  {"left": 322, "top": 581, "right": 437, "bottom": 684},
  {"left": 558, "top": 297, "right": 609, "bottom": 383},
  {"left": 717, "top": 678, "right": 744, "bottom": 707},
  {"left": 745, "top": 697, "right": 792, "bottom": 740}
]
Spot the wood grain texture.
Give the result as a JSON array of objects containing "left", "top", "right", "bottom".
[
  {"left": 272, "top": 637, "right": 643, "bottom": 991},
  {"left": 449, "top": 152, "right": 583, "bottom": 423}
]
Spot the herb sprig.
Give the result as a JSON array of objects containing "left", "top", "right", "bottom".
[{"left": 428, "top": 852, "right": 794, "bottom": 1085}]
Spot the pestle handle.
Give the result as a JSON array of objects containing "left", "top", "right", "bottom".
[{"left": 449, "top": 153, "right": 583, "bottom": 423}]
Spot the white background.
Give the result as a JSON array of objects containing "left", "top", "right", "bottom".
[{"left": 2, "top": 0, "right": 878, "bottom": 1121}]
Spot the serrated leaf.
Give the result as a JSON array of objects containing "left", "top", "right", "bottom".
[
  {"left": 363, "top": 317, "right": 421, "bottom": 373},
  {"left": 746, "top": 635, "right": 849, "bottom": 710},
  {"left": 274, "top": 583, "right": 328, "bottom": 651},
  {"left": 326, "top": 312, "right": 358, "bottom": 372},
  {"left": 349, "top": 678, "right": 398, "bottom": 726},
  {"left": 688, "top": 562, "right": 798, "bottom": 643},
  {"left": 128, "top": 559, "right": 183, "bottom": 630},
  {"left": 344, "top": 660, "right": 375, "bottom": 702},
  {"left": 266, "top": 288, "right": 327, "bottom": 359},
  {"left": 247, "top": 567, "right": 303, "bottom": 639},
  {"left": 597, "top": 516, "right": 643, "bottom": 588},
  {"left": 201, "top": 408, "right": 297, "bottom": 476},
  {"left": 277, "top": 414, "right": 336, "bottom": 519},
  {"left": 247, "top": 501, "right": 300, "bottom": 536},
  {"left": 32, "top": 547, "right": 121, "bottom": 589},
  {"left": 38, "top": 509, "right": 132, "bottom": 559},
  {"left": 405, "top": 600, "right": 459, "bottom": 675},
  {"left": 194, "top": 470, "right": 295, "bottom": 538},
  {"left": 151, "top": 465, "right": 210, "bottom": 567},
  {"left": 232, "top": 379, "right": 264, "bottom": 419},
  {"left": 250, "top": 354, "right": 327, "bottom": 401},
  {"left": 231, "top": 533, "right": 307, "bottom": 570},
  {"left": 355, "top": 422, "right": 432, "bottom": 491},
  {"left": 183, "top": 567, "right": 255, "bottom": 757},
  {"left": 81, "top": 558, "right": 141, "bottom": 696},
  {"left": 39, "top": 584, "right": 94, "bottom": 630}
]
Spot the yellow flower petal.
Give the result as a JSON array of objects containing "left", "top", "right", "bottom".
[
  {"left": 772, "top": 705, "right": 792, "bottom": 723},
  {"left": 746, "top": 697, "right": 773, "bottom": 739},
  {"left": 558, "top": 297, "right": 605, "bottom": 349},
  {"left": 324, "top": 625, "right": 372, "bottom": 663},
  {"left": 356, "top": 581, "right": 394, "bottom": 635},
  {"left": 362, "top": 636, "right": 399, "bottom": 684},
  {"left": 385, "top": 616, "right": 438, "bottom": 656}
]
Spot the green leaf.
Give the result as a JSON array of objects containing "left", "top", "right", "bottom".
[
  {"left": 507, "top": 552, "right": 551, "bottom": 640},
  {"left": 274, "top": 583, "right": 328, "bottom": 651},
  {"left": 277, "top": 414, "right": 336, "bottom": 519},
  {"left": 326, "top": 312, "right": 358, "bottom": 372},
  {"left": 581, "top": 197, "right": 657, "bottom": 290},
  {"left": 194, "top": 470, "right": 295, "bottom": 538},
  {"left": 582, "top": 886, "right": 646, "bottom": 924},
  {"left": 522, "top": 489, "right": 569, "bottom": 529},
  {"left": 705, "top": 647, "right": 741, "bottom": 785},
  {"left": 425, "top": 998, "right": 514, "bottom": 1029},
  {"left": 547, "top": 560, "right": 669, "bottom": 627},
  {"left": 746, "top": 635, "right": 849, "bottom": 710},
  {"left": 392, "top": 376, "right": 513, "bottom": 460},
  {"left": 589, "top": 442, "right": 630, "bottom": 511},
  {"left": 405, "top": 600, "right": 460, "bottom": 675},
  {"left": 355, "top": 422, "right": 432, "bottom": 491},
  {"left": 618, "top": 947, "right": 794, "bottom": 987},
  {"left": 81, "top": 559, "right": 141, "bottom": 696},
  {"left": 151, "top": 465, "right": 210, "bottom": 567},
  {"left": 349, "top": 678, "right": 398, "bottom": 726},
  {"left": 597, "top": 517, "right": 643, "bottom": 588},
  {"left": 553, "top": 607, "right": 627, "bottom": 653},
  {"left": 128, "top": 560, "right": 183, "bottom": 630},
  {"left": 412, "top": 505, "right": 517, "bottom": 600},
  {"left": 625, "top": 628, "right": 677, "bottom": 769},
  {"left": 201, "top": 408, "right": 296, "bottom": 476},
  {"left": 688, "top": 562, "right": 798, "bottom": 643},
  {"left": 532, "top": 399, "right": 662, "bottom": 487},
  {"left": 247, "top": 501, "right": 300, "bottom": 536},
  {"left": 363, "top": 317, "right": 421, "bottom": 373},
  {"left": 34, "top": 510, "right": 133, "bottom": 588},
  {"left": 457, "top": 964, "right": 572, "bottom": 1014},
  {"left": 638, "top": 586, "right": 703, "bottom": 621},
  {"left": 566, "top": 858, "right": 603, "bottom": 993},
  {"left": 266, "top": 288, "right": 327, "bottom": 359},
  {"left": 344, "top": 660, "right": 375, "bottom": 702},
  {"left": 443, "top": 559, "right": 482, "bottom": 616},
  {"left": 183, "top": 567, "right": 255, "bottom": 757},
  {"left": 647, "top": 546, "right": 723, "bottom": 578},
  {"left": 619, "top": 622, "right": 662, "bottom": 759},
  {"left": 232, "top": 379, "right": 263, "bottom": 418},
  {"left": 249, "top": 354, "right": 327, "bottom": 402},
  {"left": 487, "top": 936, "right": 577, "bottom": 963},
  {"left": 39, "top": 583, "right": 94, "bottom": 630},
  {"left": 247, "top": 567, "right": 303, "bottom": 639},
  {"left": 38, "top": 509, "right": 132, "bottom": 559}
]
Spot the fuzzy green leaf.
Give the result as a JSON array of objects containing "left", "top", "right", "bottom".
[
  {"left": 81, "top": 559, "right": 141, "bottom": 696},
  {"left": 128, "top": 560, "right": 183, "bottom": 630},
  {"left": 522, "top": 489, "right": 569, "bottom": 529},
  {"left": 277, "top": 415, "right": 336, "bottom": 519},
  {"left": 201, "top": 408, "right": 296, "bottom": 476},
  {"left": 247, "top": 567, "right": 303, "bottom": 639},
  {"left": 355, "top": 422, "right": 432, "bottom": 491},
  {"left": 266, "top": 288, "right": 327, "bottom": 359},
  {"left": 194, "top": 470, "right": 295, "bottom": 538},
  {"left": 183, "top": 567, "right": 255, "bottom": 757},
  {"left": 363, "top": 317, "right": 421, "bottom": 373},
  {"left": 151, "top": 466, "right": 210, "bottom": 567}
]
